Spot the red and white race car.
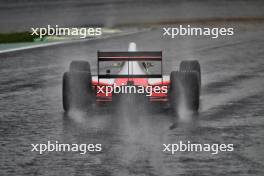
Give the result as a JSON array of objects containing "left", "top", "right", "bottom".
[{"left": 62, "top": 43, "right": 201, "bottom": 114}]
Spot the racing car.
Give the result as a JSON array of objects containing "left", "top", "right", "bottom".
[{"left": 62, "top": 42, "right": 201, "bottom": 114}]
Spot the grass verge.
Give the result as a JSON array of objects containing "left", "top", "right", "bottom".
[{"left": 0, "top": 32, "right": 38, "bottom": 43}]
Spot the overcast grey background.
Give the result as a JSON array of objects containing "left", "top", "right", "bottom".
[{"left": 0, "top": 0, "right": 263, "bottom": 32}]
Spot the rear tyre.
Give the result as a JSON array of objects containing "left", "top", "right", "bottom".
[
  {"left": 63, "top": 72, "right": 70, "bottom": 111},
  {"left": 169, "top": 71, "right": 200, "bottom": 113},
  {"left": 70, "top": 60, "right": 91, "bottom": 74},
  {"left": 180, "top": 60, "right": 201, "bottom": 89},
  {"left": 63, "top": 61, "right": 94, "bottom": 112}
]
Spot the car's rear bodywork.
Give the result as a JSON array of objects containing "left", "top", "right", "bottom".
[{"left": 92, "top": 51, "right": 170, "bottom": 104}]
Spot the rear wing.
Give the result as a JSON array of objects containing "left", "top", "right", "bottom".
[
  {"left": 97, "top": 51, "right": 163, "bottom": 79},
  {"left": 98, "top": 51, "right": 162, "bottom": 61}
]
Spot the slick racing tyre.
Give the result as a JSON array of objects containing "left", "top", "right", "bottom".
[
  {"left": 70, "top": 60, "right": 91, "bottom": 74},
  {"left": 169, "top": 71, "right": 200, "bottom": 113},
  {"left": 63, "top": 72, "right": 70, "bottom": 111},
  {"left": 179, "top": 60, "right": 201, "bottom": 90},
  {"left": 63, "top": 61, "right": 94, "bottom": 111}
]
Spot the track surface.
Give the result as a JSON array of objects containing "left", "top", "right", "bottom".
[{"left": 1, "top": 22, "right": 264, "bottom": 175}]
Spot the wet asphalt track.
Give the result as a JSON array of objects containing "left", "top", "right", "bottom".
[{"left": 0, "top": 22, "right": 264, "bottom": 176}]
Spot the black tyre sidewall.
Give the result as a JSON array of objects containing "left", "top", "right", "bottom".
[
  {"left": 179, "top": 60, "right": 201, "bottom": 89},
  {"left": 63, "top": 72, "right": 70, "bottom": 111},
  {"left": 169, "top": 71, "right": 182, "bottom": 113},
  {"left": 68, "top": 71, "right": 93, "bottom": 110},
  {"left": 70, "top": 60, "right": 91, "bottom": 74},
  {"left": 63, "top": 60, "right": 95, "bottom": 111},
  {"left": 169, "top": 71, "right": 200, "bottom": 113},
  {"left": 182, "top": 71, "right": 200, "bottom": 111}
]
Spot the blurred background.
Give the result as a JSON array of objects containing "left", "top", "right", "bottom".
[{"left": 0, "top": 0, "right": 263, "bottom": 32}]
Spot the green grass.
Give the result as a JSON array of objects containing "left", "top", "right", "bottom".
[{"left": 0, "top": 32, "right": 39, "bottom": 43}]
